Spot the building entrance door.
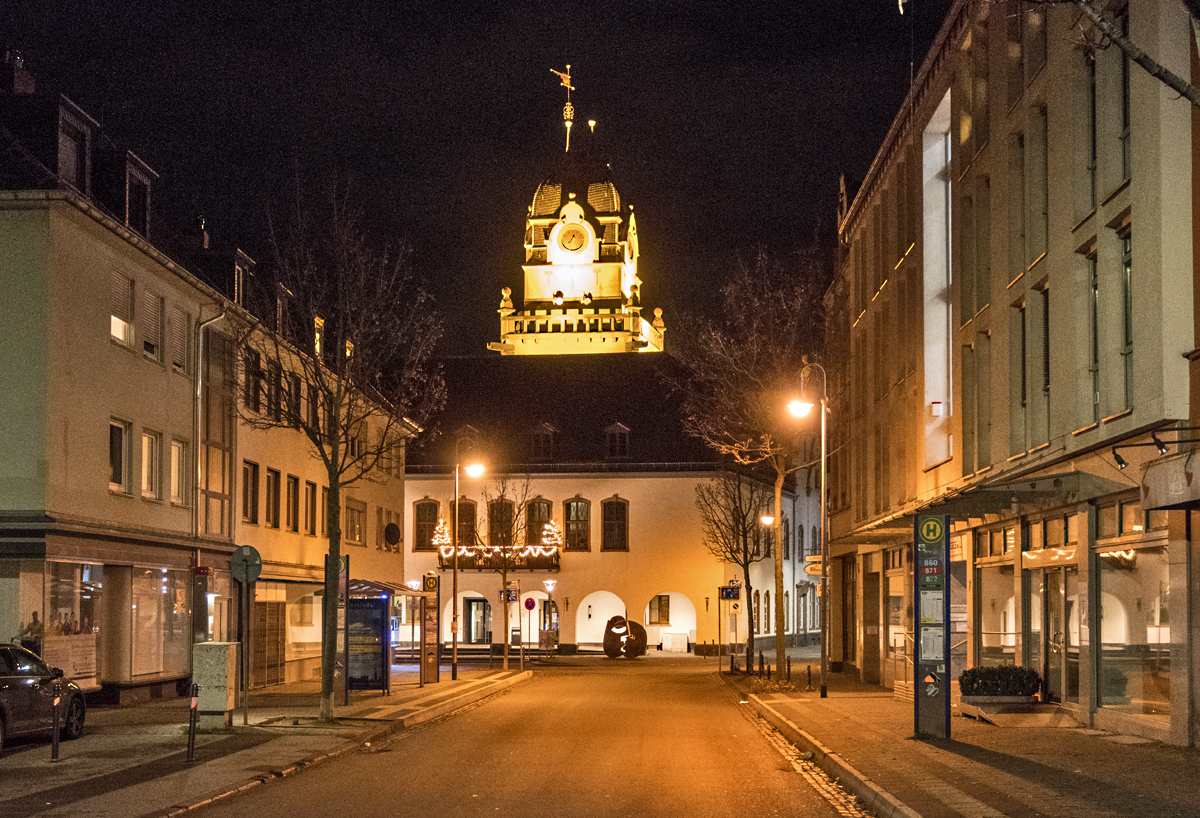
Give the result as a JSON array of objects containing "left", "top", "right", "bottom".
[
  {"left": 862, "top": 572, "right": 881, "bottom": 684},
  {"left": 463, "top": 598, "right": 490, "bottom": 645},
  {"left": 1031, "top": 566, "right": 1079, "bottom": 704}
]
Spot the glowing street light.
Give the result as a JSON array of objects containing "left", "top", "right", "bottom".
[
  {"left": 792, "top": 359, "right": 829, "bottom": 698},
  {"left": 452, "top": 429, "right": 485, "bottom": 681}
]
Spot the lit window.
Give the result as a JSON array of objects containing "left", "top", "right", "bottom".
[
  {"left": 345, "top": 500, "right": 366, "bottom": 545},
  {"left": 141, "top": 431, "right": 160, "bottom": 499},
  {"left": 170, "top": 440, "right": 186, "bottom": 505},
  {"left": 110, "top": 273, "right": 133, "bottom": 344}
]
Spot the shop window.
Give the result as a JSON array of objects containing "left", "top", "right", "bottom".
[
  {"left": 1097, "top": 544, "right": 1170, "bottom": 720},
  {"left": 977, "top": 563, "right": 1017, "bottom": 666}
]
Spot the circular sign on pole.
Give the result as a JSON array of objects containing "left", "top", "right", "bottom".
[
  {"left": 524, "top": 597, "right": 536, "bottom": 611},
  {"left": 231, "top": 545, "right": 262, "bottom": 584}
]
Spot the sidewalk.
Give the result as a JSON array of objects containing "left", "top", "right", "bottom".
[
  {"left": 0, "top": 663, "right": 531, "bottom": 818},
  {"left": 727, "top": 651, "right": 1200, "bottom": 818}
]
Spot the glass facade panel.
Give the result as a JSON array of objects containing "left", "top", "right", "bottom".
[
  {"left": 978, "top": 563, "right": 1016, "bottom": 665},
  {"left": 1097, "top": 545, "right": 1170, "bottom": 720},
  {"left": 131, "top": 568, "right": 190, "bottom": 678}
]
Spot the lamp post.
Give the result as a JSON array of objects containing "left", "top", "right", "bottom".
[
  {"left": 543, "top": 578, "right": 557, "bottom": 656},
  {"left": 452, "top": 432, "right": 484, "bottom": 681},
  {"left": 789, "top": 360, "right": 828, "bottom": 698}
]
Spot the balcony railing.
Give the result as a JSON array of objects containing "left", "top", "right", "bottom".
[{"left": 437, "top": 548, "right": 560, "bottom": 572}]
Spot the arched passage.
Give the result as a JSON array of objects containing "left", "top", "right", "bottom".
[
  {"left": 643, "top": 591, "right": 698, "bottom": 652},
  {"left": 575, "top": 590, "right": 626, "bottom": 646}
]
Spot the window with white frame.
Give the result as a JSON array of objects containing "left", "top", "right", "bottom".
[
  {"left": 242, "top": 461, "right": 259, "bottom": 523},
  {"left": 141, "top": 431, "right": 161, "bottom": 499},
  {"left": 345, "top": 500, "right": 366, "bottom": 545},
  {"left": 170, "top": 439, "right": 186, "bottom": 505},
  {"left": 109, "top": 419, "right": 130, "bottom": 492},
  {"left": 649, "top": 594, "right": 670, "bottom": 625},
  {"left": 564, "top": 497, "right": 590, "bottom": 551}
]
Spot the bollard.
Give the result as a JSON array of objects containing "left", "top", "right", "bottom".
[
  {"left": 767, "top": 660, "right": 772, "bottom": 681},
  {"left": 730, "top": 647, "right": 735, "bottom": 674},
  {"left": 787, "top": 656, "right": 792, "bottom": 682},
  {"left": 758, "top": 651, "right": 764, "bottom": 677},
  {"left": 187, "top": 682, "right": 199, "bottom": 762},
  {"left": 806, "top": 664, "right": 815, "bottom": 692},
  {"left": 50, "top": 678, "right": 62, "bottom": 762}
]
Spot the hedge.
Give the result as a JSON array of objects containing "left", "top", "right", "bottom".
[{"left": 958, "top": 665, "right": 1041, "bottom": 697}]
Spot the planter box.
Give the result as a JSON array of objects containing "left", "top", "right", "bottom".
[{"left": 960, "top": 695, "right": 1039, "bottom": 706}]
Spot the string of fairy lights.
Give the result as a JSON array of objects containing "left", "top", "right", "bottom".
[{"left": 435, "top": 518, "right": 563, "bottom": 560}]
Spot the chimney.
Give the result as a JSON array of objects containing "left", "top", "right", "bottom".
[{"left": 3, "top": 49, "right": 36, "bottom": 95}]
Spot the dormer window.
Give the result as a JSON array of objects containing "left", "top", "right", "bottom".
[
  {"left": 123, "top": 154, "right": 155, "bottom": 236},
  {"left": 530, "top": 423, "right": 557, "bottom": 462},
  {"left": 605, "top": 422, "right": 630, "bottom": 460},
  {"left": 58, "top": 113, "right": 90, "bottom": 193}
]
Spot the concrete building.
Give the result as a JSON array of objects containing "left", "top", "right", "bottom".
[
  {"left": 0, "top": 54, "right": 411, "bottom": 699},
  {"left": 826, "top": 0, "right": 1197, "bottom": 744}
]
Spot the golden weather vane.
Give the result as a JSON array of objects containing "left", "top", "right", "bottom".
[{"left": 551, "top": 64, "right": 575, "bottom": 152}]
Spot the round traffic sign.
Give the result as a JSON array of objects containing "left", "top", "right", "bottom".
[
  {"left": 524, "top": 597, "right": 536, "bottom": 611},
  {"left": 231, "top": 545, "right": 262, "bottom": 584}
]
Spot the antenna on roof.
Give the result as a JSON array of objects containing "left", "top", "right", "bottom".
[{"left": 551, "top": 64, "right": 574, "bottom": 152}]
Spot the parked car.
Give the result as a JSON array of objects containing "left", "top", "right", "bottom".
[{"left": 0, "top": 644, "right": 86, "bottom": 750}]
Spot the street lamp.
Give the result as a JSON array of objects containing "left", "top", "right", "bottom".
[
  {"left": 789, "top": 359, "right": 828, "bottom": 698},
  {"left": 452, "top": 430, "right": 485, "bottom": 681}
]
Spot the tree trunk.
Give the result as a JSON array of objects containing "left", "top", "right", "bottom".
[
  {"left": 501, "top": 563, "right": 510, "bottom": 670},
  {"left": 742, "top": 564, "right": 754, "bottom": 673},
  {"left": 319, "top": 478, "right": 342, "bottom": 721}
]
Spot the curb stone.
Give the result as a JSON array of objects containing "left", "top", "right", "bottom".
[{"left": 157, "top": 670, "right": 532, "bottom": 817}]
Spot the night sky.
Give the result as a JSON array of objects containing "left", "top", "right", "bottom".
[{"left": 5, "top": 1, "right": 952, "bottom": 355}]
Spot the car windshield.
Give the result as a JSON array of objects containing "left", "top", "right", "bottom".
[{"left": 11, "top": 647, "right": 51, "bottom": 677}]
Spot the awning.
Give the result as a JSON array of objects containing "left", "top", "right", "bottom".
[
  {"left": 917, "top": 471, "right": 1129, "bottom": 519},
  {"left": 316, "top": 579, "right": 435, "bottom": 599},
  {"left": 1140, "top": 451, "right": 1200, "bottom": 510}
]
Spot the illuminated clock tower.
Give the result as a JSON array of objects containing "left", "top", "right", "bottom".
[{"left": 488, "top": 66, "right": 665, "bottom": 356}]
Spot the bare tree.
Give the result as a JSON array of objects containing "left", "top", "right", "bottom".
[
  {"left": 695, "top": 469, "right": 773, "bottom": 664},
  {"left": 1010, "top": 1, "right": 1200, "bottom": 108},
  {"left": 236, "top": 184, "right": 444, "bottom": 720},
  {"left": 471, "top": 473, "right": 545, "bottom": 670},
  {"left": 671, "top": 248, "right": 825, "bottom": 671}
]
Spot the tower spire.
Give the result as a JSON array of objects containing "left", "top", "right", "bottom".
[{"left": 551, "top": 64, "right": 574, "bottom": 152}]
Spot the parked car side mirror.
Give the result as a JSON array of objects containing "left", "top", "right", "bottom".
[{"left": 51, "top": 667, "right": 64, "bottom": 679}]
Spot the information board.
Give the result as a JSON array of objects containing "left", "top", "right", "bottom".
[
  {"left": 914, "top": 514, "right": 951, "bottom": 739},
  {"left": 347, "top": 598, "right": 389, "bottom": 692},
  {"left": 421, "top": 574, "right": 440, "bottom": 684}
]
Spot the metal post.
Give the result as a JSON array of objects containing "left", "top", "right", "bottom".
[
  {"left": 452, "top": 457, "right": 459, "bottom": 681},
  {"left": 50, "top": 678, "right": 61, "bottom": 762},
  {"left": 820, "top": 395, "right": 828, "bottom": 698},
  {"left": 187, "top": 683, "right": 199, "bottom": 762},
  {"left": 243, "top": 578, "right": 251, "bottom": 724}
]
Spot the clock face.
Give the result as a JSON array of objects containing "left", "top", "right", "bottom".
[{"left": 559, "top": 225, "right": 587, "bottom": 252}]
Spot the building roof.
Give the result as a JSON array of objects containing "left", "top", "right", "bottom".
[{"left": 408, "top": 353, "right": 714, "bottom": 472}]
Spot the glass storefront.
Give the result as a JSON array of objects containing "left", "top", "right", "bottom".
[
  {"left": 977, "top": 562, "right": 1016, "bottom": 666},
  {"left": 1097, "top": 543, "right": 1170, "bottom": 720}
]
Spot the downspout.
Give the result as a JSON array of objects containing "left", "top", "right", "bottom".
[{"left": 193, "top": 308, "right": 226, "bottom": 539}]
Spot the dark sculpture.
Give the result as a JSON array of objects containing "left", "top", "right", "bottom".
[{"left": 602, "top": 616, "right": 647, "bottom": 659}]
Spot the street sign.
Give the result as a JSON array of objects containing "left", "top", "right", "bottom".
[
  {"left": 718, "top": 586, "right": 740, "bottom": 600},
  {"left": 803, "top": 562, "right": 822, "bottom": 577},
  {"left": 914, "top": 514, "right": 951, "bottom": 740},
  {"left": 231, "top": 545, "right": 262, "bottom": 584},
  {"left": 804, "top": 555, "right": 822, "bottom": 561},
  {"left": 524, "top": 597, "right": 536, "bottom": 611}
]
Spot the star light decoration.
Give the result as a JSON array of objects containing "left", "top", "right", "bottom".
[{"left": 434, "top": 518, "right": 476, "bottom": 558}]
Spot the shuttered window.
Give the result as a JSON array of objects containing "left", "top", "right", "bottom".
[
  {"left": 170, "top": 306, "right": 188, "bottom": 373},
  {"left": 140, "top": 291, "right": 162, "bottom": 358},
  {"left": 110, "top": 272, "right": 132, "bottom": 343}
]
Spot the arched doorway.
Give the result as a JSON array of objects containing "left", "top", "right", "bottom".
[
  {"left": 575, "top": 590, "right": 626, "bottom": 647},
  {"left": 643, "top": 591, "right": 697, "bottom": 652}
]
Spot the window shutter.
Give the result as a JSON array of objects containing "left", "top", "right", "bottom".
[
  {"left": 111, "top": 272, "right": 132, "bottom": 323},
  {"left": 170, "top": 307, "right": 188, "bottom": 371},
  {"left": 140, "top": 291, "right": 161, "bottom": 355}
]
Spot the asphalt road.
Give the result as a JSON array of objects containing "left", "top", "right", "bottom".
[{"left": 192, "top": 655, "right": 854, "bottom": 818}]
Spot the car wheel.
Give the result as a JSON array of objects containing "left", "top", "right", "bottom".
[{"left": 61, "top": 697, "right": 85, "bottom": 741}]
